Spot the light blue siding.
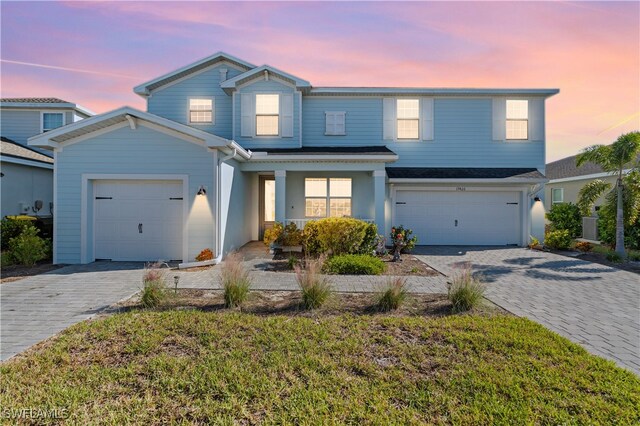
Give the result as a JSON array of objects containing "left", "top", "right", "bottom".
[
  {"left": 301, "top": 97, "right": 545, "bottom": 170},
  {"left": 234, "top": 79, "right": 300, "bottom": 149},
  {"left": 147, "top": 64, "right": 244, "bottom": 139},
  {"left": 0, "top": 161, "right": 53, "bottom": 217},
  {"left": 55, "top": 125, "right": 215, "bottom": 264},
  {"left": 219, "top": 159, "right": 253, "bottom": 253},
  {"left": 1, "top": 109, "right": 75, "bottom": 153}
]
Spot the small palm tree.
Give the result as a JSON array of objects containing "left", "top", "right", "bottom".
[{"left": 576, "top": 131, "right": 640, "bottom": 256}]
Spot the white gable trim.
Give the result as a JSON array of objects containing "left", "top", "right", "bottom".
[
  {"left": 221, "top": 65, "right": 311, "bottom": 91},
  {"left": 0, "top": 155, "right": 54, "bottom": 169},
  {"left": 548, "top": 169, "right": 632, "bottom": 184},
  {"left": 148, "top": 60, "right": 248, "bottom": 96}
]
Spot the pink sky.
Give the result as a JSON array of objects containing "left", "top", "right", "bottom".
[{"left": 1, "top": 1, "right": 638, "bottom": 162}]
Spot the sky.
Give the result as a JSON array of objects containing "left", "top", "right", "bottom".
[{"left": 1, "top": 1, "right": 638, "bottom": 162}]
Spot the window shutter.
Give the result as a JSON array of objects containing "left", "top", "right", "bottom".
[
  {"left": 492, "top": 97, "right": 506, "bottom": 141},
  {"left": 240, "top": 93, "right": 254, "bottom": 137},
  {"left": 528, "top": 98, "right": 544, "bottom": 141},
  {"left": 325, "top": 112, "right": 335, "bottom": 134},
  {"left": 421, "top": 98, "right": 434, "bottom": 140},
  {"left": 383, "top": 98, "right": 396, "bottom": 140},
  {"left": 281, "top": 93, "right": 294, "bottom": 138},
  {"left": 335, "top": 112, "right": 345, "bottom": 135}
]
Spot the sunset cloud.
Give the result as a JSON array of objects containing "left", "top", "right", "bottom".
[{"left": 1, "top": 1, "right": 638, "bottom": 161}]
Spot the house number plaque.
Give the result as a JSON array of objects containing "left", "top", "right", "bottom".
[{"left": 456, "top": 187, "right": 466, "bottom": 191}]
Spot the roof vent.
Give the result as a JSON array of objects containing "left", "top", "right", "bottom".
[{"left": 219, "top": 68, "right": 228, "bottom": 82}]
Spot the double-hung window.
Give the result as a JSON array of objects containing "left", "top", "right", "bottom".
[
  {"left": 42, "top": 112, "right": 64, "bottom": 132},
  {"left": 305, "top": 178, "right": 352, "bottom": 218},
  {"left": 256, "top": 94, "right": 279, "bottom": 136},
  {"left": 189, "top": 98, "right": 213, "bottom": 124},
  {"left": 396, "top": 99, "right": 420, "bottom": 139},
  {"left": 551, "top": 188, "right": 564, "bottom": 205},
  {"left": 506, "top": 100, "right": 528, "bottom": 140}
]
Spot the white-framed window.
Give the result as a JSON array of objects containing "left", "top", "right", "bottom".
[
  {"left": 189, "top": 98, "right": 213, "bottom": 124},
  {"left": 506, "top": 100, "right": 528, "bottom": 140},
  {"left": 397, "top": 99, "right": 420, "bottom": 139},
  {"left": 305, "top": 178, "right": 352, "bottom": 218},
  {"left": 551, "top": 188, "right": 564, "bottom": 205},
  {"left": 41, "top": 112, "right": 65, "bottom": 132},
  {"left": 256, "top": 94, "right": 279, "bottom": 136},
  {"left": 325, "top": 111, "right": 346, "bottom": 136}
]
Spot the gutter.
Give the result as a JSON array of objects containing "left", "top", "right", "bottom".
[{"left": 388, "top": 177, "right": 549, "bottom": 184}]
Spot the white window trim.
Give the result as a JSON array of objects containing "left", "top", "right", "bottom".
[
  {"left": 551, "top": 188, "right": 564, "bottom": 204},
  {"left": 40, "top": 111, "right": 66, "bottom": 133},
  {"left": 304, "top": 178, "right": 352, "bottom": 218},
  {"left": 324, "top": 111, "right": 346, "bottom": 136},
  {"left": 255, "top": 92, "right": 280, "bottom": 137},
  {"left": 505, "top": 99, "right": 529, "bottom": 141},
  {"left": 395, "top": 98, "right": 420, "bottom": 141},
  {"left": 187, "top": 97, "right": 214, "bottom": 125}
]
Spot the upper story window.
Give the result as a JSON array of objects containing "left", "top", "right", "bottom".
[
  {"left": 325, "top": 111, "right": 346, "bottom": 136},
  {"left": 42, "top": 112, "right": 64, "bottom": 132},
  {"left": 256, "top": 94, "right": 279, "bottom": 136},
  {"left": 551, "top": 188, "right": 564, "bottom": 205},
  {"left": 397, "top": 99, "right": 420, "bottom": 139},
  {"left": 506, "top": 100, "right": 528, "bottom": 140},
  {"left": 189, "top": 98, "right": 213, "bottom": 124},
  {"left": 305, "top": 178, "right": 352, "bottom": 218}
]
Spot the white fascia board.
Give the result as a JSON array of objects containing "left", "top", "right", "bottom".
[
  {"left": 309, "top": 88, "right": 560, "bottom": 97},
  {"left": 388, "top": 177, "right": 549, "bottom": 184},
  {"left": 1, "top": 155, "right": 54, "bottom": 169},
  {"left": 248, "top": 154, "right": 398, "bottom": 162},
  {"left": 220, "top": 65, "right": 311, "bottom": 90},
  {"left": 547, "top": 169, "right": 631, "bottom": 184},
  {"left": 1, "top": 102, "right": 94, "bottom": 116},
  {"left": 133, "top": 52, "right": 256, "bottom": 95}
]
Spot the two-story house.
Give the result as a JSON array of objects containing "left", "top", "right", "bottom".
[
  {"left": 1, "top": 98, "right": 92, "bottom": 218},
  {"left": 29, "top": 53, "right": 557, "bottom": 264}
]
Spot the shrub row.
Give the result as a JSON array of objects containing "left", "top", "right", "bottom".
[{"left": 323, "top": 254, "right": 386, "bottom": 275}]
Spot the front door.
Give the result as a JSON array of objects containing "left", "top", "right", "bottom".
[{"left": 259, "top": 176, "right": 276, "bottom": 240}]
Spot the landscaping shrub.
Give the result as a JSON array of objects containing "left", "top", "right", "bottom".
[
  {"left": 544, "top": 229, "right": 572, "bottom": 250},
  {"left": 263, "top": 222, "right": 284, "bottom": 247},
  {"left": 390, "top": 225, "right": 417, "bottom": 253},
  {"left": 303, "top": 218, "right": 377, "bottom": 256},
  {"left": 575, "top": 241, "right": 594, "bottom": 252},
  {"left": 375, "top": 277, "right": 408, "bottom": 311},
  {"left": 628, "top": 251, "right": 640, "bottom": 261},
  {"left": 447, "top": 266, "right": 486, "bottom": 313},
  {"left": 287, "top": 253, "right": 299, "bottom": 270},
  {"left": 323, "top": 254, "right": 386, "bottom": 275},
  {"left": 528, "top": 236, "right": 540, "bottom": 249},
  {"left": 597, "top": 207, "right": 640, "bottom": 250},
  {"left": 141, "top": 263, "right": 168, "bottom": 308},
  {"left": 0, "top": 216, "right": 35, "bottom": 250},
  {"left": 606, "top": 251, "right": 623, "bottom": 263},
  {"left": 196, "top": 248, "right": 214, "bottom": 261},
  {"left": 7, "top": 225, "right": 50, "bottom": 266},
  {"left": 220, "top": 252, "right": 252, "bottom": 308},
  {"left": 295, "top": 257, "right": 331, "bottom": 309},
  {"left": 263, "top": 222, "right": 303, "bottom": 247},
  {"left": 546, "top": 203, "right": 582, "bottom": 237}
]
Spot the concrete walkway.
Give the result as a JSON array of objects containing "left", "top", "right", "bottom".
[{"left": 414, "top": 246, "right": 640, "bottom": 375}]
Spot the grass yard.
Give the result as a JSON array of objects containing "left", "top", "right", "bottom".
[{"left": 1, "top": 309, "right": 638, "bottom": 424}]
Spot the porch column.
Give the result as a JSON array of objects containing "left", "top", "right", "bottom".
[
  {"left": 373, "top": 170, "right": 386, "bottom": 234},
  {"left": 275, "top": 170, "right": 287, "bottom": 223}
]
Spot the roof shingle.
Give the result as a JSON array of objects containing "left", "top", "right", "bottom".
[
  {"left": 1, "top": 137, "right": 53, "bottom": 164},
  {"left": 1, "top": 97, "right": 69, "bottom": 104},
  {"left": 386, "top": 167, "right": 545, "bottom": 180}
]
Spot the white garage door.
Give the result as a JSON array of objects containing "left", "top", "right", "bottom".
[
  {"left": 394, "top": 190, "right": 521, "bottom": 245},
  {"left": 94, "top": 180, "right": 183, "bottom": 261}
]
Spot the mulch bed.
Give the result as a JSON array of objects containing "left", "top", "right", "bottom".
[
  {"left": 0, "top": 260, "right": 63, "bottom": 283},
  {"left": 117, "top": 288, "right": 502, "bottom": 318},
  {"left": 576, "top": 252, "right": 640, "bottom": 275},
  {"left": 266, "top": 251, "right": 440, "bottom": 276}
]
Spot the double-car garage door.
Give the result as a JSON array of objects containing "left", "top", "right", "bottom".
[
  {"left": 394, "top": 190, "right": 522, "bottom": 246},
  {"left": 94, "top": 180, "right": 183, "bottom": 261}
]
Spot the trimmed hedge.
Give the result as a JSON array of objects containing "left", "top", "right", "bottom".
[
  {"left": 544, "top": 229, "right": 572, "bottom": 250},
  {"left": 323, "top": 254, "right": 386, "bottom": 275},
  {"left": 546, "top": 203, "right": 582, "bottom": 238},
  {"left": 303, "top": 218, "right": 377, "bottom": 256}
]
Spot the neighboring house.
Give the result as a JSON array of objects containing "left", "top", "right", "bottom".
[
  {"left": 28, "top": 52, "right": 558, "bottom": 264},
  {"left": 1, "top": 98, "right": 92, "bottom": 218}
]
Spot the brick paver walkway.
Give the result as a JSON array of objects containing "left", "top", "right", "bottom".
[{"left": 413, "top": 246, "right": 640, "bottom": 375}]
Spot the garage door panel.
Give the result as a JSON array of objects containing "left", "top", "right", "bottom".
[
  {"left": 395, "top": 190, "right": 521, "bottom": 246},
  {"left": 94, "top": 180, "right": 183, "bottom": 261}
]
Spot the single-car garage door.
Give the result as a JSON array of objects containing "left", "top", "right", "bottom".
[
  {"left": 94, "top": 180, "right": 183, "bottom": 261},
  {"left": 394, "top": 190, "right": 521, "bottom": 245}
]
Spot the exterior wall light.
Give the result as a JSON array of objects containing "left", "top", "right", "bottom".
[
  {"left": 197, "top": 186, "right": 207, "bottom": 196},
  {"left": 534, "top": 197, "right": 541, "bottom": 202}
]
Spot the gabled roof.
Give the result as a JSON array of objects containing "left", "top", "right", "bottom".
[
  {"left": 220, "top": 65, "right": 311, "bottom": 94},
  {"left": 546, "top": 151, "right": 639, "bottom": 181},
  {"left": 133, "top": 52, "right": 256, "bottom": 96},
  {"left": 386, "top": 167, "right": 546, "bottom": 182},
  {"left": 27, "top": 106, "right": 250, "bottom": 159},
  {"left": 1, "top": 98, "right": 94, "bottom": 116},
  {"left": 1, "top": 136, "right": 54, "bottom": 165}
]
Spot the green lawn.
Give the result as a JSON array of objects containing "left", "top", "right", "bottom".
[{"left": 1, "top": 311, "right": 638, "bottom": 424}]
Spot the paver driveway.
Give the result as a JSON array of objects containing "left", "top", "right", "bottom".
[
  {"left": 1, "top": 262, "right": 143, "bottom": 361},
  {"left": 414, "top": 246, "right": 640, "bottom": 375}
]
